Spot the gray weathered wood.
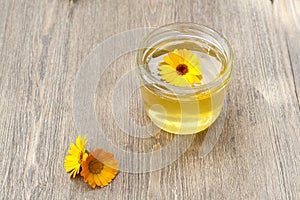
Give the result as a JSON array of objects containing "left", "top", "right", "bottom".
[
  {"left": 273, "top": 0, "right": 300, "bottom": 106},
  {"left": 0, "top": 0, "right": 299, "bottom": 199}
]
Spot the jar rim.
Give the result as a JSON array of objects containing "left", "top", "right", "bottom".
[{"left": 137, "top": 22, "right": 233, "bottom": 95}]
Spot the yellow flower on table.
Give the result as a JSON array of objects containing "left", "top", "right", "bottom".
[
  {"left": 81, "top": 148, "right": 118, "bottom": 188},
  {"left": 64, "top": 135, "right": 88, "bottom": 178},
  {"left": 159, "top": 49, "right": 203, "bottom": 87}
]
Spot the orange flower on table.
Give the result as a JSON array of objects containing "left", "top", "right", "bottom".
[
  {"left": 81, "top": 148, "right": 118, "bottom": 188},
  {"left": 159, "top": 49, "right": 203, "bottom": 87},
  {"left": 64, "top": 135, "right": 88, "bottom": 178}
]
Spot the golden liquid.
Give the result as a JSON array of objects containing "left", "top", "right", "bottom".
[{"left": 141, "top": 39, "right": 230, "bottom": 134}]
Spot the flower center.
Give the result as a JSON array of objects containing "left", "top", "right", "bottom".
[
  {"left": 176, "top": 64, "right": 188, "bottom": 75},
  {"left": 88, "top": 158, "right": 104, "bottom": 174}
]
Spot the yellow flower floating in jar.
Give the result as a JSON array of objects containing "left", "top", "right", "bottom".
[{"left": 159, "top": 49, "right": 203, "bottom": 87}]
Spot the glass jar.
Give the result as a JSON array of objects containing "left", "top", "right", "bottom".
[{"left": 137, "top": 23, "right": 233, "bottom": 134}]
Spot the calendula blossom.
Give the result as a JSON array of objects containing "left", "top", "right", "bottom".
[
  {"left": 159, "top": 49, "right": 203, "bottom": 87},
  {"left": 64, "top": 135, "right": 88, "bottom": 178},
  {"left": 81, "top": 148, "right": 118, "bottom": 188}
]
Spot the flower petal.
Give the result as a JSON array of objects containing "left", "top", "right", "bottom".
[
  {"left": 159, "top": 65, "right": 176, "bottom": 75},
  {"left": 161, "top": 72, "right": 178, "bottom": 83},
  {"left": 185, "top": 75, "right": 195, "bottom": 85},
  {"left": 168, "top": 52, "right": 184, "bottom": 66},
  {"left": 163, "top": 55, "right": 176, "bottom": 67},
  {"left": 171, "top": 76, "right": 189, "bottom": 87}
]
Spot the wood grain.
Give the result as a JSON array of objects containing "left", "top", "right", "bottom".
[
  {"left": 273, "top": 0, "right": 300, "bottom": 106},
  {"left": 0, "top": 0, "right": 299, "bottom": 199}
]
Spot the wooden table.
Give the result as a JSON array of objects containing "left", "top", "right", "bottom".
[{"left": 1, "top": 0, "right": 299, "bottom": 199}]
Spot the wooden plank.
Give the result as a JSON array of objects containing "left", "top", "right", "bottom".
[
  {"left": 0, "top": 0, "right": 299, "bottom": 199},
  {"left": 273, "top": 0, "right": 300, "bottom": 106}
]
